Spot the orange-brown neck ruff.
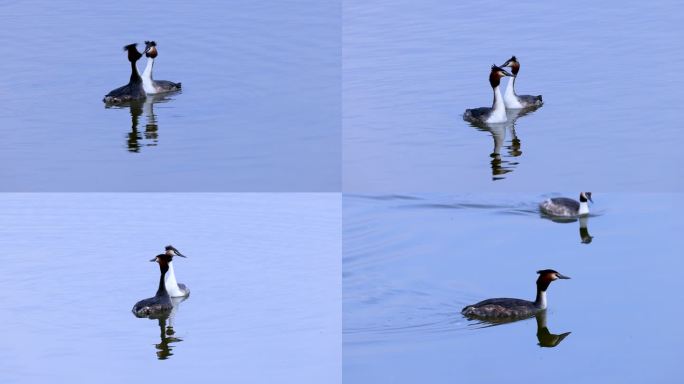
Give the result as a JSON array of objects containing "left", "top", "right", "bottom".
[
  {"left": 147, "top": 46, "right": 158, "bottom": 59},
  {"left": 489, "top": 70, "right": 502, "bottom": 88},
  {"left": 510, "top": 61, "right": 520, "bottom": 75},
  {"left": 536, "top": 273, "right": 554, "bottom": 292}
]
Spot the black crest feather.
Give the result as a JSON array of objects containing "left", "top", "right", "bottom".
[{"left": 537, "top": 269, "right": 559, "bottom": 275}]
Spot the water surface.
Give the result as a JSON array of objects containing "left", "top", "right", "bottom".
[
  {"left": 344, "top": 193, "right": 683, "bottom": 383},
  {"left": 343, "top": 0, "right": 684, "bottom": 191},
  {"left": 0, "top": 193, "right": 341, "bottom": 383},
  {"left": 0, "top": 0, "right": 340, "bottom": 191}
]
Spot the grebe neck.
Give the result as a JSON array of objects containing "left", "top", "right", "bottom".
[
  {"left": 156, "top": 268, "right": 168, "bottom": 297},
  {"left": 130, "top": 60, "right": 142, "bottom": 84},
  {"left": 579, "top": 201, "right": 590, "bottom": 215},
  {"left": 535, "top": 289, "right": 547, "bottom": 309},
  {"left": 486, "top": 85, "right": 507, "bottom": 122},
  {"left": 505, "top": 76, "right": 517, "bottom": 98},
  {"left": 142, "top": 57, "right": 154, "bottom": 81},
  {"left": 165, "top": 262, "right": 180, "bottom": 291},
  {"left": 493, "top": 85, "right": 505, "bottom": 110}
]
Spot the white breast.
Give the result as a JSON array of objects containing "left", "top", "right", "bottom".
[
  {"left": 165, "top": 262, "right": 185, "bottom": 297},
  {"left": 503, "top": 77, "right": 524, "bottom": 109}
]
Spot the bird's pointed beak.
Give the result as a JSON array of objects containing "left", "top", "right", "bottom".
[
  {"left": 149, "top": 257, "right": 157, "bottom": 262},
  {"left": 556, "top": 273, "right": 571, "bottom": 279}
]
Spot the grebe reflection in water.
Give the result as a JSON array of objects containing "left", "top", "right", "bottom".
[
  {"left": 104, "top": 93, "right": 174, "bottom": 152},
  {"left": 466, "top": 106, "right": 540, "bottom": 180},
  {"left": 154, "top": 296, "right": 188, "bottom": 360}
]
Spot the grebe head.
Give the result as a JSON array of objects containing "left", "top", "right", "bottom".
[
  {"left": 536, "top": 269, "right": 570, "bottom": 291},
  {"left": 500, "top": 56, "right": 520, "bottom": 76},
  {"left": 489, "top": 65, "right": 513, "bottom": 88},
  {"left": 124, "top": 43, "right": 143, "bottom": 63},
  {"left": 144, "top": 41, "right": 158, "bottom": 58},
  {"left": 150, "top": 253, "right": 171, "bottom": 273},
  {"left": 579, "top": 192, "right": 593, "bottom": 203},
  {"left": 164, "top": 245, "right": 187, "bottom": 259}
]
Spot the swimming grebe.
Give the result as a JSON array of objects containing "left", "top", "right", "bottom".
[
  {"left": 462, "top": 269, "right": 570, "bottom": 321},
  {"left": 132, "top": 253, "right": 173, "bottom": 317},
  {"left": 164, "top": 245, "right": 190, "bottom": 297},
  {"left": 104, "top": 44, "right": 148, "bottom": 104},
  {"left": 540, "top": 192, "right": 593, "bottom": 217},
  {"left": 141, "top": 41, "right": 182, "bottom": 94},
  {"left": 463, "top": 65, "right": 513, "bottom": 124},
  {"left": 499, "top": 56, "right": 543, "bottom": 109}
]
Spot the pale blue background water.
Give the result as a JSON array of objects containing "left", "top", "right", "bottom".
[
  {"left": 0, "top": 194, "right": 341, "bottom": 383},
  {"left": 344, "top": 194, "right": 683, "bottom": 383},
  {"left": 0, "top": 0, "right": 340, "bottom": 191},
  {"left": 344, "top": 0, "right": 684, "bottom": 191}
]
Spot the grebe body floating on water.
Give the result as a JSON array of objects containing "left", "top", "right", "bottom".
[
  {"left": 540, "top": 192, "right": 593, "bottom": 217},
  {"left": 499, "top": 56, "right": 543, "bottom": 109},
  {"left": 463, "top": 65, "right": 513, "bottom": 124},
  {"left": 132, "top": 253, "right": 173, "bottom": 318},
  {"left": 164, "top": 245, "right": 190, "bottom": 297},
  {"left": 141, "top": 41, "right": 182, "bottom": 94},
  {"left": 104, "top": 44, "right": 148, "bottom": 104},
  {"left": 462, "top": 269, "right": 570, "bottom": 321}
]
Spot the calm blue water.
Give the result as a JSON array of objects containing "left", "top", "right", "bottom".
[
  {"left": 343, "top": 0, "right": 684, "bottom": 191},
  {"left": 344, "top": 194, "right": 684, "bottom": 383},
  {"left": 0, "top": 0, "right": 340, "bottom": 191},
  {"left": 0, "top": 194, "right": 341, "bottom": 383}
]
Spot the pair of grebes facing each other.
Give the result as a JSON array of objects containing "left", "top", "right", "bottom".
[
  {"left": 104, "top": 41, "right": 181, "bottom": 104},
  {"left": 132, "top": 245, "right": 190, "bottom": 318},
  {"left": 462, "top": 193, "right": 593, "bottom": 324},
  {"left": 464, "top": 56, "right": 543, "bottom": 124}
]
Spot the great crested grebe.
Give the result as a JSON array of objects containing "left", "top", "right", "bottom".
[
  {"left": 132, "top": 253, "right": 173, "bottom": 317},
  {"left": 462, "top": 269, "right": 570, "bottom": 321},
  {"left": 540, "top": 192, "right": 593, "bottom": 217},
  {"left": 141, "top": 41, "right": 182, "bottom": 94},
  {"left": 104, "top": 44, "right": 148, "bottom": 103},
  {"left": 463, "top": 65, "right": 513, "bottom": 124},
  {"left": 499, "top": 56, "right": 543, "bottom": 109},
  {"left": 164, "top": 245, "right": 190, "bottom": 297}
]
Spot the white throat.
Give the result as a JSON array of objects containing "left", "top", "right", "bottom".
[
  {"left": 503, "top": 76, "right": 524, "bottom": 109},
  {"left": 165, "top": 261, "right": 183, "bottom": 297},
  {"left": 141, "top": 57, "right": 156, "bottom": 94},
  {"left": 579, "top": 201, "right": 590, "bottom": 215},
  {"left": 486, "top": 85, "right": 508, "bottom": 123},
  {"left": 536, "top": 290, "right": 547, "bottom": 309}
]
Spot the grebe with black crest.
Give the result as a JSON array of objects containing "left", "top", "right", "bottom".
[
  {"left": 104, "top": 44, "right": 148, "bottom": 104},
  {"left": 132, "top": 253, "right": 173, "bottom": 317},
  {"left": 462, "top": 269, "right": 570, "bottom": 321},
  {"left": 141, "top": 41, "right": 182, "bottom": 94},
  {"left": 499, "top": 56, "right": 543, "bottom": 109},
  {"left": 463, "top": 65, "right": 513, "bottom": 124},
  {"left": 540, "top": 192, "right": 593, "bottom": 217}
]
